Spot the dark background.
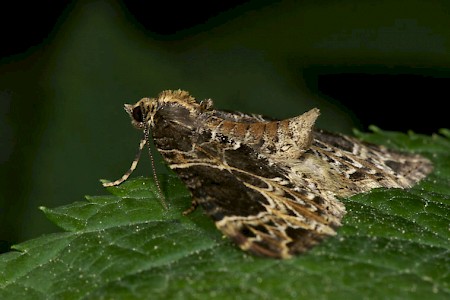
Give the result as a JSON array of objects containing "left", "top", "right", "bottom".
[{"left": 1, "top": 0, "right": 448, "bottom": 253}]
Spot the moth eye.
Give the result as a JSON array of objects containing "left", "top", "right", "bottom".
[{"left": 132, "top": 106, "right": 144, "bottom": 122}]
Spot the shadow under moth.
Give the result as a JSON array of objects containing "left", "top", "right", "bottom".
[{"left": 104, "top": 90, "right": 432, "bottom": 259}]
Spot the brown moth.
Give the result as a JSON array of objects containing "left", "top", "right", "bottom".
[{"left": 104, "top": 90, "right": 432, "bottom": 259}]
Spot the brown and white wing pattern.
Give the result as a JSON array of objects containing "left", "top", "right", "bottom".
[
  {"left": 158, "top": 134, "right": 346, "bottom": 258},
  {"left": 310, "top": 130, "right": 432, "bottom": 195}
]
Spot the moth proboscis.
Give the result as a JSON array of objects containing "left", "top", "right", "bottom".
[{"left": 104, "top": 90, "right": 432, "bottom": 259}]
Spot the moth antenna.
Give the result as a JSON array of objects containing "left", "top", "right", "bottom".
[
  {"left": 144, "top": 128, "right": 168, "bottom": 210},
  {"left": 103, "top": 138, "right": 146, "bottom": 187}
]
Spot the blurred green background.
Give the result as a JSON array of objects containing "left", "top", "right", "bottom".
[{"left": 1, "top": 0, "right": 449, "bottom": 252}]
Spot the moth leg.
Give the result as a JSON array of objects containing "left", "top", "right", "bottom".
[
  {"left": 103, "top": 138, "right": 146, "bottom": 187},
  {"left": 182, "top": 199, "right": 199, "bottom": 215}
]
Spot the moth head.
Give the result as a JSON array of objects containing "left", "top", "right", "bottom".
[{"left": 124, "top": 98, "right": 157, "bottom": 130}]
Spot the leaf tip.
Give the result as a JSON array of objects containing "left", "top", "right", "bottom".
[
  {"left": 368, "top": 125, "right": 381, "bottom": 133},
  {"left": 39, "top": 206, "right": 49, "bottom": 212}
]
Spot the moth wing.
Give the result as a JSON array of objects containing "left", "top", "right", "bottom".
[
  {"left": 166, "top": 140, "right": 345, "bottom": 259},
  {"left": 311, "top": 130, "right": 432, "bottom": 191},
  {"left": 213, "top": 177, "right": 344, "bottom": 259}
]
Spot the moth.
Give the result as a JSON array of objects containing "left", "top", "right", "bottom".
[{"left": 104, "top": 90, "right": 432, "bottom": 259}]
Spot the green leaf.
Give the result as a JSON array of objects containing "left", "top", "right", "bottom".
[{"left": 1, "top": 129, "right": 449, "bottom": 299}]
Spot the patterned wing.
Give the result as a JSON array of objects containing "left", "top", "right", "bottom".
[
  {"left": 311, "top": 130, "right": 432, "bottom": 196},
  {"left": 159, "top": 138, "right": 345, "bottom": 259}
]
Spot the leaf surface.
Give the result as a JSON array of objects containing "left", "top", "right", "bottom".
[{"left": 1, "top": 129, "right": 449, "bottom": 299}]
